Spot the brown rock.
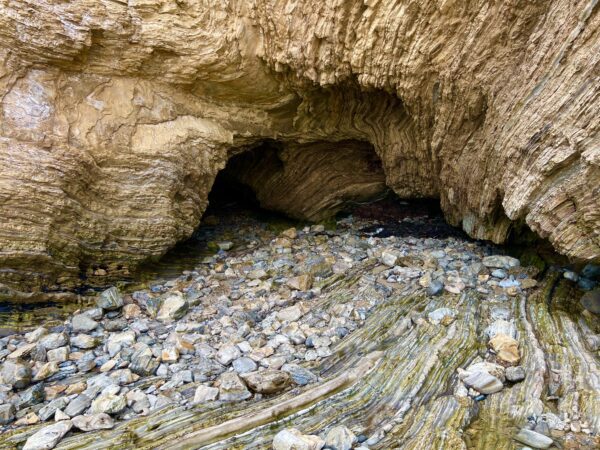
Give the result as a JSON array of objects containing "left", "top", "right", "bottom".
[{"left": 489, "top": 333, "right": 521, "bottom": 364}]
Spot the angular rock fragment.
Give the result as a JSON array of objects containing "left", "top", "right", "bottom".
[
  {"left": 1, "top": 359, "right": 32, "bottom": 389},
  {"left": 193, "top": 385, "right": 219, "bottom": 404},
  {"left": 97, "top": 287, "right": 124, "bottom": 311},
  {"left": 23, "top": 421, "right": 72, "bottom": 450},
  {"left": 240, "top": 369, "right": 291, "bottom": 394},
  {"left": 489, "top": 333, "right": 520, "bottom": 364},
  {"left": 217, "top": 372, "right": 252, "bottom": 402},
  {"left": 156, "top": 293, "right": 188, "bottom": 321}
]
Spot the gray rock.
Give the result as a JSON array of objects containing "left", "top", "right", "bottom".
[
  {"left": 580, "top": 288, "right": 600, "bottom": 314},
  {"left": 47, "top": 346, "right": 69, "bottom": 363},
  {"left": 71, "top": 314, "right": 98, "bottom": 333},
  {"left": 96, "top": 287, "right": 124, "bottom": 311},
  {"left": 484, "top": 319, "right": 517, "bottom": 339},
  {"left": 281, "top": 364, "right": 318, "bottom": 386},
  {"left": 381, "top": 251, "right": 398, "bottom": 267},
  {"left": 23, "top": 420, "right": 72, "bottom": 450},
  {"left": 25, "top": 327, "right": 49, "bottom": 344},
  {"left": 156, "top": 293, "right": 188, "bottom": 321},
  {"left": 240, "top": 369, "right": 290, "bottom": 394},
  {"left": 482, "top": 255, "right": 520, "bottom": 269},
  {"left": 0, "top": 403, "right": 15, "bottom": 425},
  {"left": 38, "top": 397, "right": 70, "bottom": 422},
  {"left": 505, "top": 366, "right": 526, "bottom": 382},
  {"left": 232, "top": 357, "right": 257, "bottom": 374},
  {"left": 130, "top": 345, "right": 159, "bottom": 376},
  {"left": 325, "top": 425, "right": 357, "bottom": 450},
  {"left": 39, "top": 332, "right": 69, "bottom": 351},
  {"left": 83, "top": 374, "right": 116, "bottom": 398},
  {"left": 72, "top": 413, "right": 114, "bottom": 431},
  {"left": 104, "top": 319, "right": 128, "bottom": 332},
  {"left": 19, "top": 383, "right": 46, "bottom": 407},
  {"left": 1, "top": 359, "right": 32, "bottom": 389},
  {"left": 563, "top": 270, "right": 578, "bottom": 282},
  {"left": 272, "top": 428, "right": 325, "bottom": 450},
  {"left": 64, "top": 394, "right": 92, "bottom": 417},
  {"left": 491, "top": 269, "right": 507, "bottom": 278},
  {"left": 217, "top": 372, "right": 252, "bottom": 402},
  {"left": 514, "top": 428, "right": 553, "bottom": 449},
  {"left": 192, "top": 357, "right": 226, "bottom": 382},
  {"left": 427, "top": 279, "right": 444, "bottom": 296},
  {"left": 463, "top": 371, "right": 504, "bottom": 394},
  {"left": 534, "top": 420, "right": 551, "bottom": 437}
]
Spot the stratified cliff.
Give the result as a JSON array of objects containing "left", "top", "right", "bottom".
[{"left": 0, "top": 0, "right": 598, "bottom": 291}]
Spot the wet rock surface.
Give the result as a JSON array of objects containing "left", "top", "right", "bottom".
[{"left": 0, "top": 204, "right": 599, "bottom": 449}]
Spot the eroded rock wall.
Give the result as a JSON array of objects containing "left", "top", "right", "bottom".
[{"left": 0, "top": 0, "right": 598, "bottom": 290}]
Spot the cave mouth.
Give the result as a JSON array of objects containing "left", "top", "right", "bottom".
[
  {"left": 204, "top": 138, "right": 465, "bottom": 240},
  {"left": 207, "top": 138, "right": 390, "bottom": 221}
]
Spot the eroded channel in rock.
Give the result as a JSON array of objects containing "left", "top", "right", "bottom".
[{"left": 0, "top": 196, "right": 599, "bottom": 450}]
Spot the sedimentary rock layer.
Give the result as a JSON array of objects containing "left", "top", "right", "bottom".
[{"left": 0, "top": 0, "right": 599, "bottom": 289}]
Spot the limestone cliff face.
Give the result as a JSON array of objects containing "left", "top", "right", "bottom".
[{"left": 0, "top": 0, "right": 598, "bottom": 291}]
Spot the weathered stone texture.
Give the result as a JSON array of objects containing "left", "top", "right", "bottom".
[{"left": 0, "top": 0, "right": 598, "bottom": 290}]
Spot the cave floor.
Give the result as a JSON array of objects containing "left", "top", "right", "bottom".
[{"left": 1, "top": 201, "right": 599, "bottom": 449}]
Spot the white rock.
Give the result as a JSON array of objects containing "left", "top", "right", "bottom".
[
  {"left": 23, "top": 420, "right": 72, "bottom": 450},
  {"left": 325, "top": 425, "right": 357, "bottom": 450},
  {"left": 381, "top": 251, "right": 398, "bottom": 267},
  {"left": 193, "top": 385, "right": 219, "bottom": 404},
  {"left": 72, "top": 413, "right": 114, "bottom": 431},
  {"left": 272, "top": 428, "right": 325, "bottom": 450},
  {"left": 216, "top": 344, "right": 241, "bottom": 366}
]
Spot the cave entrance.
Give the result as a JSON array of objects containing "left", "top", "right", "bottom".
[{"left": 207, "top": 139, "right": 389, "bottom": 221}]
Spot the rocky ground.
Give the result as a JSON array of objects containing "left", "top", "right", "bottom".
[{"left": 0, "top": 204, "right": 599, "bottom": 449}]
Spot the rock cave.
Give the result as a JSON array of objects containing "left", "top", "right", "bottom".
[{"left": 0, "top": 1, "right": 599, "bottom": 449}]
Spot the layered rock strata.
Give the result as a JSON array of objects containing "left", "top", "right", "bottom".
[{"left": 0, "top": 0, "right": 599, "bottom": 290}]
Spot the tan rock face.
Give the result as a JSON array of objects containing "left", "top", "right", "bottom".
[{"left": 0, "top": 1, "right": 598, "bottom": 291}]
